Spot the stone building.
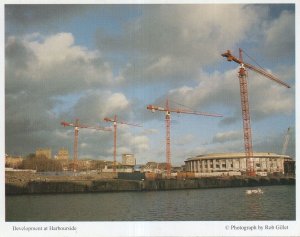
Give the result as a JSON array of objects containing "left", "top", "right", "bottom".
[
  {"left": 122, "top": 154, "right": 136, "bottom": 166},
  {"left": 36, "top": 148, "right": 52, "bottom": 159},
  {"left": 5, "top": 155, "right": 23, "bottom": 169},
  {"left": 56, "top": 148, "right": 69, "bottom": 160},
  {"left": 185, "top": 152, "right": 292, "bottom": 176}
]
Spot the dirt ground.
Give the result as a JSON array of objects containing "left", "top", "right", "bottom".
[{"left": 5, "top": 171, "right": 117, "bottom": 186}]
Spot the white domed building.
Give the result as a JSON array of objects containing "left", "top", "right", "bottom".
[{"left": 185, "top": 152, "right": 293, "bottom": 177}]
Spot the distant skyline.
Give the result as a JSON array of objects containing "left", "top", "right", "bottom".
[{"left": 4, "top": 4, "right": 295, "bottom": 166}]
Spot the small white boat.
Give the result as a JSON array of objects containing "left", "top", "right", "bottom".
[{"left": 245, "top": 188, "right": 264, "bottom": 195}]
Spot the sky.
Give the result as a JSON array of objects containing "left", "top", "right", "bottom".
[{"left": 4, "top": 4, "right": 295, "bottom": 166}]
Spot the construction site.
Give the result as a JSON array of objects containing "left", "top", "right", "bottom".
[{"left": 5, "top": 48, "right": 295, "bottom": 194}]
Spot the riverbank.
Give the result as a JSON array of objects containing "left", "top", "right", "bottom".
[{"left": 5, "top": 171, "right": 295, "bottom": 195}]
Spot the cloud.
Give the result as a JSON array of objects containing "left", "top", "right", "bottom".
[
  {"left": 105, "top": 93, "right": 130, "bottom": 115},
  {"left": 247, "top": 67, "right": 294, "bottom": 119},
  {"left": 190, "top": 127, "right": 295, "bottom": 159},
  {"left": 28, "top": 33, "right": 94, "bottom": 65},
  {"left": 5, "top": 5, "right": 91, "bottom": 33},
  {"left": 129, "top": 135, "right": 150, "bottom": 153},
  {"left": 219, "top": 117, "right": 239, "bottom": 126},
  {"left": 4, "top": 32, "right": 129, "bottom": 157},
  {"left": 57, "top": 117, "right": 150, "bottom": 162},
  {"left": 4, "top": 32, "right": 146, "bottom": 159},
  {"left": 262, "top": 10, "right": 295, "bottom": 58},
  {"left": 167, "top": 65, "right": 294, "bottom": 124},
  {"left": 57, "top": 90, "right": 148, "bottom": 161},
  {"left": 254, "top": 127, "right": 295, "bottom": 158},
  {"left": 165, "top": 69, "right": 240, "bottom": 121},
  {"left": 175, "top": 134, "right": 195, "bottom": 146},
  {"left": 212, "top": 131, "right": 242, "bottom": 144},
  {"left": 145, "top": 56, "right": 173, "bottom": 76},
  {"left": 6, "top": 33, "right": 121, "bottom": 96},
  {"left": 96, "top": 5, "right": 265, "bottom": 85},
  {"left": 70, "top": 90, "right": 131, "bottom": 124},
  {"left": 103, "top": 127, "right": 150, "bottom": 162},
  {"left": 139, "top": 128, "right": 159, "bottom": 136},
  {"left": 4, "top": 5, "right": 295, "bottom": 165},
  {"left": 191, "top": 139, "right": 244, "bottom": 156}
]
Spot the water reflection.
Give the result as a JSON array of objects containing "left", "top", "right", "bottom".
[
  {"left": 245, "top": 192, "right": 264, "bottom": 219},
  {"left": 6, "top": 185, "right": 295, "bottom": 221}
]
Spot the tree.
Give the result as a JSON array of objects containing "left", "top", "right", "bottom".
[{"left": 22, "top": 154, "right": 63, "bottom": 172}]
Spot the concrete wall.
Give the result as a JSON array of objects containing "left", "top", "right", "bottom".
[{"left": 6, "top": 176, "right": 295, "bottom": 195}]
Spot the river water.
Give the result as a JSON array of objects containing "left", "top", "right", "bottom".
[{"left": 6, "top": 185, "right": 295, "bottom": 221}]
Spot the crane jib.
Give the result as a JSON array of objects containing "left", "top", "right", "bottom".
[
  {"left": 244, "top": 63, "right": 291, "bottom": 88},
  {"left": 221, "top": 50, "right": 291, "bottom": 89}
]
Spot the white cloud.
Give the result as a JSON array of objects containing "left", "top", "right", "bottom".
[
  {"left": 119, "top": 128, "right": 150, "bottom": 153},
  {"left": 97, "top": 5, "right": 265, "bottom": 84},
  {"left": 28, "top": 33, "right": 92, "bottom": 65},
  {"left": 71, "top": 90, "right": 131, "bottom": 124},
  {"left": 104, "top": 130, "right": 150, "bottom": 163},
  {"left": 130, "top": 135, "right": 150, "bottom": 153},
  {"left": 5, "top": 32, "right": 123, "bottom": 156},
  {"left": 140, "top": 128, "right": 159, "bottom": 135},
  {"left": 6, "top": 33, "right": 118, "bottom": 97},
  {"left": 167, "top": 65, "right": 294, "bottom": 123},
  {"left": 212, "top": 131, "right": 241, "bottom": 144},
  {"left": 247, "top": 69, "right": 294, "bottom": 119},
  {"left": 103, "top": 93, "right": 130, "bottom": 116},
  {"left": 80, "top": 142, "right": 89, "bottom": 148},
  {"left": 5, "top": 5, "right": 295, "bottom": 163},
  {"left": 168, "top": 68, "right": 239, "bottom": 109},
  {"left": 146, "top": 56, "right": 173, "bottom": 75},
  {"left": 138, "top": 5, "right": 261, "bottom": 60}
]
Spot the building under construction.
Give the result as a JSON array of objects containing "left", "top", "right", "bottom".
[{"left": 185, "top": 152, "right": 293, "bottom": 177}]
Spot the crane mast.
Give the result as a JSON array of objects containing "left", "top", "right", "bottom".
[
  {"left": 238, "top": 49, "right": 254, "bottom": 176},
  {"left": 61, "top": 119, "right": 111, "bottom": 171},
  {"left": 104, "top": 115, "right": 141, "bottom": 172},
  {"left": 147, "top": 99, "right": 222, "bottom": 178},
  {"left": 165, "top": 100, "right": 171, "bottom": 176},
  {"left": 222, "top": 48, "right": 290, "bottom": 176},
  {"left": 282, "top": 127, "right": 291, "bottom": 155},
  {"left": 74, "top": 120, "right": 79, "bottom": 168}
]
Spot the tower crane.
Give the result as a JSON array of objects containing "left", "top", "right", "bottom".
[
  {"left": 104, "top": 115, "right": 142, "bottom": 172},
  {"left": 147, "top": 99, "right": 222, "bottom": 178},
  {"left": 61, "top": 119, "right": 111, "bottom": 171},
  {"left": 282, "top": 127, "right": 291, "bottom": 155},
  {"left": 221, "top": 48, "right": 290, "bottom": 176}
]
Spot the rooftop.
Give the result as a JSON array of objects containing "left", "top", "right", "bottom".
[{"left": 185, "top": 152, "right": 291, "bottom": 161}]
